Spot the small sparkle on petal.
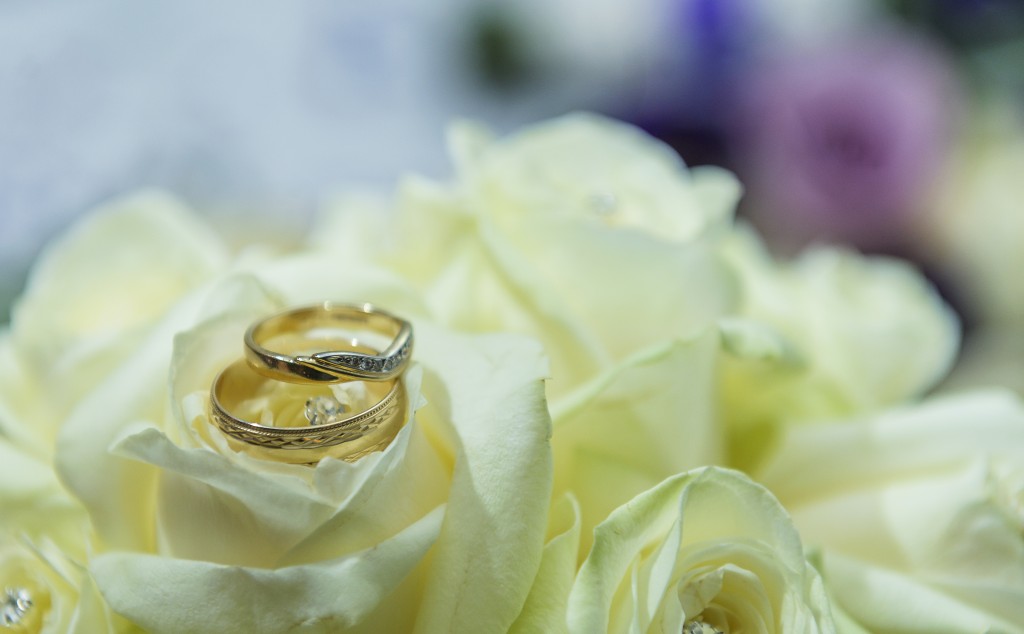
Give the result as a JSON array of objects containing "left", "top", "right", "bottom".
[
  {"left": 588, "top": 192, "right": 618, "bottom": 216},
  {"left": 2, "top": 588, "right": 33, "bottom": 627},
  {"left": 305, "top": 396, "right": 347, "bottom": 426}
]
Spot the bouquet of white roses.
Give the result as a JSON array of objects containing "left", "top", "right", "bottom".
[{"left": 2, "top": 114, "right": 1021, "bottom": 633}]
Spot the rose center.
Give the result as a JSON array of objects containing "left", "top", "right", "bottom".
[{"left": 1, "top": 587, "right": 33, "bottom": 627}]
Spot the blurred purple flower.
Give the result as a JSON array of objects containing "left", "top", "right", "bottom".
[{"left": 732, "top": 32, "right": 961, "bottom": 249}]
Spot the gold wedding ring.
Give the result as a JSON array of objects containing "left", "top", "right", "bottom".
[
  {"left": 208, "top": 302, "right": 414, "bottom": 463},
  {"left": 209, "top": 359, "right": 407, "bottom": 464},
  {"left": 244, "top": 302, "right": 413, "bottom": 384}
]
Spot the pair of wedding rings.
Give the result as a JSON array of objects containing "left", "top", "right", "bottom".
[{"left": 209, "top": 302, "right": 413, "bottom": 463}]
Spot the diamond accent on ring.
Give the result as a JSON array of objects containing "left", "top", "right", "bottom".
[
  {"left": 683, "top": 621, "right": 723, "bottom": 634},
  {"left": 305, "top": 396, "right": 347, "bottom": 426},
  {"left": 2, "top": 588, "right": 33, "bottom": 627},
  {"left": 313, "top": 337, "right": 411, "bottom": 378}
]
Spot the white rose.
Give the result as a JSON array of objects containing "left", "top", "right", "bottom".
[
  {"left": 757, "top": 390, "right": 1024, "bottom": 633},
  {"left": 5, "top": 198, "right": 555, "bottom": 633},
  {"left": 566, "top": 467, "right": 836, "bottom": 633},
  {"left": 0, "top": 338, "right": 118, "bottom": 632},
  {"left": 0, "top": 539, "right": 117, "bottom": 634},
  {"left": 718, "top": 226, "right": 959, "bottom": 468},
  {"left": 319, "top": 113, "right": 742, "bottom": 547}
]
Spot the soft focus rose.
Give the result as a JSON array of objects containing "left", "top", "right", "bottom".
[
  {"left": 927, "top": 103, "right": 1024, "bottom": 327},
  {"left": 4, "top": 197, "right": 555, "bottom": 633},
  {"left": 0, "top": 538, "right": 119, "bottom": 634},
  {"left": 758, "top": 390, "right": 1024, "bottom": 633},
  {"left": 0, "top": 446, "right": 99, "bottom": 634},
  {"left": 319, "top": 113, "right": 741, "bottom": 544},
  {"left": 566, "top": 467, "right": 835, "bottom": 633},
  {"left": 925, "top": 103, "right": 1024, "bottom": 395},
  {"left": 718, "top": 226, "right": 959, "bottom": 469},
  {"left": 733, "top": 32, "right": 960, "bottom": 249},
  {"left": 10, "top": 191, "right": 228, "bottom": 410},
  {"left": 0, "top": 340, "right": 121, "bottom": 632}
]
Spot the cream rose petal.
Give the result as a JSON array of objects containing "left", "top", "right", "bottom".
[
  {"left": 455, "top": 114, "right": 738, "bottom": 243},
  {"left": 67, "top": 573, "right": 120, "bottom": 634},
  {"left": 411, "top": 325, "right": 553, "bottom": 634},
  {"left": 757, "top": 390, "right": 1024, "bottom": 507},
  {"left": 509, "top": 494, "right": 582, "bottom": 634},
  {"left": 250, "top": 252, "right": 432, "bottom": 319},
  {"left": 110, "top": 425, "right": 339, "bottom": 566},
  {"left": 374, "top": 174, "right": 608, "bottom": 392},
  {"left": 53, "top": 277, "right": 268, "bottom": 552},
  {"left": 720, "top": 226, "right": 958, "bottom": 425},
  {"left": 0, "top": 441, "right": 87, "bottom": 553},
  {"left": 91, "top": 506, "right": 445, "bottom": 634},
  {"left": 758, "top": 390, "right": 1024, "bottom": 633},
  {"left": 54, "top": 312, "right": 185, "bottom": 552},
  {"left": 552, "top": 333, "right": 722, "bottom": 551},
  {"left": 478, "top": 209, "right": 734, "bottom": 391},
  {"left": 279, "top": 427, "right": 451, "bottom": 567},
  {"left": 465, "top": 114, "right": 740, "bottom": 365},
  {"left": 0, "top": 438, "right": 58, "bottom": 508},
  {"left": 824, "top": 553, "right": 1021, "bottom": 634},
  {"left": 0, "top": 332, "right": 50, "bottom": 451},
  {"left": 720, "top": 227, "right": 960, "bottom": 470},
  {"left": 794, "top": 247, "right": 959, "bottom": 406},
  {"left": 12, "top": 191, "right": 227, "bottom": 399}
]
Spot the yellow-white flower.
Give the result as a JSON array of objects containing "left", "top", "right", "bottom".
[
  {"left": 326, "top": 112, "right": 740, "bottom": 394},
  {"left": 0, "top": 344, "right": 119, "bottom": 633},
  {"left": 566, "top": 468, "right": 835, "bottom": 634},
  {"left": 10, "top": 191, "right": 228, "bottom": 413},
  {"left": 0, "top": 533, "right": 123, "bottom": 634},
  {"left": 718, "top": 227, "right": 959, "bottom": 468},
  {"left": 925, "top": 102, "right": 1024, "bottom": 395},
  {"left": 758, "top": 390, "right": 1024, "bottom": 633},
  {"left": 319, "top": 113, "right": 743, "bottom": 546},
  {"left": 5, "top": 196, "right": 555, "bottom": 634}
]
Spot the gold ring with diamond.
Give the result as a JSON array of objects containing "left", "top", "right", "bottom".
[
  {"left": 244, "top": 302, "right": 413, "bottom": 384},
  {"left": 209, "top": 358, "right": 407, "bottom": 464}
]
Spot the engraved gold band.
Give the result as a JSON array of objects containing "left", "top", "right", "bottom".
[
  {"left": 244, "top": 302, "right": 413, "bottom": 384},
  {"left": 209, "top": 359, "right": 407, "bottom": 463}
]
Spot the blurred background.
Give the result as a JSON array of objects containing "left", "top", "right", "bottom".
[{"left": 1, "top": 0, "right": 1022, "bottom": 391}]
